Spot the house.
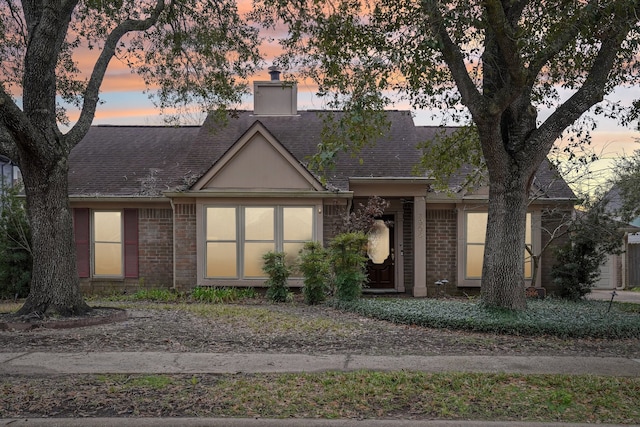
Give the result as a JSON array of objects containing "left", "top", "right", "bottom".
[
  {"left": 596, "top": 184, "right": 640, "bottom": 289},
  {"left": 67, "top": 76, "right": 576, "bottom": 297},
  {"left": 0, "top": 155, "right": 19, "bottom": 191}
]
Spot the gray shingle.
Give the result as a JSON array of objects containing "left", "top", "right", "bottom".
[{"left": 68, "top": 113, "right": 575, "bottom": 199}]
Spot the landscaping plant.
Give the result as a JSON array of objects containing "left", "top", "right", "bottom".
[
  {"left": 329, "top": 232, "right": 369, "bottom": 302},
  {"left": 262, "top": 251, "right": 292, "bottom": 303},
  {"left": 551, "top": 201, "right": 622, "bottom": 301},
  {"left": 0, "top": 184, "right": 31, "bottom": 300},
  {"left": 298, "top": 241, "right": 330, "bottom": 305}
]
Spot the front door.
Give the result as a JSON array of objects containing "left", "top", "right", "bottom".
[{"left": 367, "top": 216, "right": 395, "bottom": 289}]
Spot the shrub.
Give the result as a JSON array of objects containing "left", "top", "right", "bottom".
[
  {"left": 551, "top": 198, "right": 624, "bottom": 301},
  {"left": 336, "top": 196, "right": 389, "bottom": 234},
  {"left": 263, "top": 251, "right": 291, "bottom": 303},
  {"left": 329, "top": 232, "right": 368, "bottom": 302},
  {"left": 0, "top": 184, "right": 31, "bottom": 300},
  {"left": 299, "top": 241, "right": 330, "bottom": 305},
  {"left": 551, "top": 240, "right": 603, "bottom": 301}
]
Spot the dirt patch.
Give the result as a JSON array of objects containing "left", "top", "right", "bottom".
[
  {"left": 1, "top": 301, "right": 638, "bottom": 357},
  {"left": 0, "top": 307, "right": 127, "bottom": 331}
]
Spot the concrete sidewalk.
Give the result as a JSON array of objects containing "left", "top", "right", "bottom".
[{"left": 1, "top": 352, "right": 639, "bottom": 377}]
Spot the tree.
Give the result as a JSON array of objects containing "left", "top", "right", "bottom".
[
  {"left": 0, "top": 183, "right": 32, "bottom": 299},
  {"left": 255, "top": 0, "right": 640, "bottom": 309},
  {"left": 614, "top": 148, "right": 640, "bottom": 224},
  {"left": 0, "top": 1, "right": 261, "bottom": 316}
]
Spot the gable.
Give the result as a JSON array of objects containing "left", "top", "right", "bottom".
[{"left": 193, "top": 122, "right": 324, "bottom": 191}]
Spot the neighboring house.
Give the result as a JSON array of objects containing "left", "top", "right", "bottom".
[
  {"left": 67, "top": 76, "right": 576, "bottom": 297},
  {"left": 598, "top": 184, "right": 640, "bottom": 289},
  {"left": 0, "top": 155, "right": 19, "bottom": 191}
]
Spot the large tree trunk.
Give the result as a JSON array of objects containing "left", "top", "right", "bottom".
[
  {"left": 480, "top": 168, "right": 530, "bottom": 310},
  {"left": 16, "top": 155, "right": 90, "bottom": 317}
]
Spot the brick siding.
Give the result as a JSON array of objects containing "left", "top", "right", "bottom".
[
  {"left": 138, "top": 208, "right": 173, "bottom": 287},
  {"left": 402, "top": 201, "right": 414, "bottom": 294},
  {"left": 174, "top": 203, "right": 197, "bottom": 291},
  {"left": 322, "top": 202, "right": 348, "bottom": 243},
  {"left": 425, "top": 209, "right": 458, "bottom": 296}
]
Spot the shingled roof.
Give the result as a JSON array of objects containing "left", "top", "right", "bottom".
[
  {"left": 68, "top": 125, "right": 200, "bottom": 197},
  {"left": 182, "top": 110, "right": 421, "bottom": 191},
  {"left": 414, "top": 125, "right": 575, "bottom": 200},
  {"left": 67, "top": 111, "right": 575, "bottom": 199}
]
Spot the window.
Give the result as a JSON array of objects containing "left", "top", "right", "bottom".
[
  {"left": 464, "top": 212, "right": 532, "bottom": 280},
  {"left": 93, "top": 211, "right": 122, "bottom": 276},
  {"left": 205, "top": 206, "right": 314, "bottom": 279},
  {"left": 73, "top": 208, "right": 138, "bottom": 278}
]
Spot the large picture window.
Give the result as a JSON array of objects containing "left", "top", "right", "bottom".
[
  {"left": 205, "top": 206, "right": 314, "bottom": 279},
  {"left": 464, "top": 212, "right": 532, "bottom": 280}
]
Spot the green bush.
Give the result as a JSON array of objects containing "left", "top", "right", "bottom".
[
  {"left": 551, "top": 240, "right": 603, "bottom": 301},
  {"left": 0, "top": 184, "right": 31, "bottom": 300},
  {"left": 329, "top": 232, "right": 368, "bottom": 302},
  {"left": 299, "top": 241, "right": 330, "bottom": 305},
  {"left": 551, "top": 198, "right": 623, "bottom": 301},
  {"left": 329, "top": 297, "right": 640, "bottom": 339},
  {"left": 263, "top": 251, "right": 291, "bottom": 303}
]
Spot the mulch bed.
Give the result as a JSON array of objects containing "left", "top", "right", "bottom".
[
  {"left": 1, "top": 301, "right": 639, "bottom": 357},
  {"left": 0, "top": 307, "right": 127, "bottom": 331}
]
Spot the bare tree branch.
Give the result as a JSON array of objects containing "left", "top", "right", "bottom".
[{"left": 66, "top": 0, "right": 166, "bottom": 146}]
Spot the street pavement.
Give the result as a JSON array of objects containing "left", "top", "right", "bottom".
[{"left": 587, "top": 289, "right": 640, "bottom": 303}]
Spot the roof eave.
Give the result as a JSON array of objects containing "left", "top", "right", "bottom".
[{"left": 164, "top": 190, "right": 353, "bottom": 199}]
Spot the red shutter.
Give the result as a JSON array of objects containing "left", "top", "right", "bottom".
[
  {"left": 73, "top": 208, "right": 90, "bottom": 278},
  {"left": 123, "top": 209, "right": 139, "bottom": 278}
]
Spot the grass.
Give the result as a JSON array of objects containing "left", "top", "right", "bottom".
[
  {"left": 0, "top": 302, "right": 21, "bottom": 314},
  {"left": 2, "top": 372, "right": 639, "bottom": 423},
  {"left": 330, "top": 297, "right": 640, "bottom": 339},
  {"left": 89, "top": 287, "right": 257, "bottom": 304},
  {"left": 178, "top": 303, "right": 355, "bottom": 335}
]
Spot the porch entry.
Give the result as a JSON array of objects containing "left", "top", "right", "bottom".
[{"left": 367, "top": 215, "right": 395, "bottom": 289}]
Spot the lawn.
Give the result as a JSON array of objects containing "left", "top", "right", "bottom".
[{"left": 2, "top": 372, "right": 639, "bottom": 423}]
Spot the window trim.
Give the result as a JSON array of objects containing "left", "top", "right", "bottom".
[
  {"left": 92, "top": 210, "right": 124, "bottom": 278},
  {"left": 73, "top": 208, "right": 138, "bottom": 280},
  {"left": 203, "top": 204, "right": 316, "bottom": 281},
  {"left": 457, "top": 208, "right": 540, "bottom": 288}
]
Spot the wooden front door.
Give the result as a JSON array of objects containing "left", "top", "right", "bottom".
[{"left": 367, "top": 216, "right": 395, "bottom": 289}]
